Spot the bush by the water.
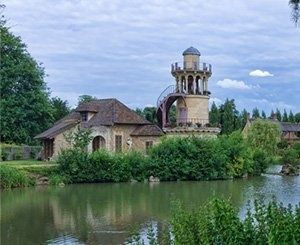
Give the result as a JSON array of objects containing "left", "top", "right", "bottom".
[
  {"left": 0, "top": 165, "right": 34, "bottom": 188},
  {"left": 57, "top": 131, "right": 270, "bottom": 183},
  {"left": 126, "top": 198, "right": 300, "bottom": 245},
  {"left": 58, "top": 149, "right": 148, "bottom": 183}
]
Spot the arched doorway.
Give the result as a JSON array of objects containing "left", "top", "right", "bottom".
[{"left": 92, "top": 136, "right": 106, "bottom": 152}]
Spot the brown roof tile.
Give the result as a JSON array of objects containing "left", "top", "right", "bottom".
[
  {"left": 131, "top": 124, "right": 164, "bottom": 136},
  {"left": 35, "top": 99, "right": 152, "bottom": 139}
]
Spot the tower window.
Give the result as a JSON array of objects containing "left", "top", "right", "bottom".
[
  {"left": 81, "top": 112, "right": 88, "bottom": 122},
  {"left": 115, "top": 135, "right": 122, "bottom": 153}
]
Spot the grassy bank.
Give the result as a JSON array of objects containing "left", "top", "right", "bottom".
[{"left": 0, "top": 160, "right": 58, "bottom": 188}]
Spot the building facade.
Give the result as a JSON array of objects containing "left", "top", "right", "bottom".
[
  {"left": 36, "top": 47, "right": 220, "bottom": 158},
  {"left": 35, "top": 99, "right": 163, "bottom": 159}
]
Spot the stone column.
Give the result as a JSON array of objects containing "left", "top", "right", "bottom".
[
  {"left": 201, "top": 77, "right": 204, "bottom": 94},
  {"left": 193, "top": 76, "right": 196, "bottom": 95},
  {"left": 205, "top": 78, "right": 208, "bottom": 93}
]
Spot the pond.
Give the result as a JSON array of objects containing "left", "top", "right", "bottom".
[{"left": 1, "top": 173, "right": 300, "bottom": 245}]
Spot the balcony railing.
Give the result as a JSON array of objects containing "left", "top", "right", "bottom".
[
  {"left": 177, "top": 118, "right": 209, "bottom": 126},
  {"left": 171, "top": 62, "right": 212, "bottom": 73}
]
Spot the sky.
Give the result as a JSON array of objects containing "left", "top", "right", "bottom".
[{"left": 3, "top": 0, "right": 300, "bottom": 114}]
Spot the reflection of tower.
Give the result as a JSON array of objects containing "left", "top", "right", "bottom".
[{"left": 157, "top": 47, "right": 212, "bottom": 128}]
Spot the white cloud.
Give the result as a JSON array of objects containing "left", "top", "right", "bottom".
[
  {"left": 209, "top": 97, "right": 222, "bottom": 106},
  {"left": 217, "top": 79, "right": 252, "bottom": 90},
  {"left": 249, "top": 69, "right": 274, "bottom": 77}
]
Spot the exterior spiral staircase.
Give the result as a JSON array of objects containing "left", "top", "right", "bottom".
[{"left": 156, "top": 85, "right": 186, "bottom": 128}]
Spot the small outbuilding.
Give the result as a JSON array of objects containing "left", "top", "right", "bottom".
[{"left": 35, "top": 99, "right": 164, "bottom": 159}]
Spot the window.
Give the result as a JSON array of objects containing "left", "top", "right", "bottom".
[
  {"left": 81, "top": 112, "right": 88, "bottom": 122},
  {"left": 145, "top": 141, "right": 153, "bottom": 151},
  {"left": 115, "top": 135, "right": 122, "bottom": 153}
]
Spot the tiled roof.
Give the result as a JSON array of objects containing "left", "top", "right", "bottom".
[
  {"left": 35, "top": 99, "right": 152, "bottom": 139},
  {"left": 35, "top": 115, "right": 80, "bottom": 139},
  {"left": 130, "top": 124, "right": 164, "bottom": 136},
  {"left": 280, "top": 122, "right": 300, "bottom": 132}
]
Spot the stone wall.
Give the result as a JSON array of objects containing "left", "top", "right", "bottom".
[
  {"left": 52, "top": 126, "right": 77, "bottom": 159},
  {"left": 132, "top": 136, "right": 161, "bottom": 152},
  {"left": 177, "top": 95, "right": 209, "bottom": 124}
]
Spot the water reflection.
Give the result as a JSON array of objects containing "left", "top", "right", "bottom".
[{"left": 1, "top": 175, "right": 300, "bottom": 245}]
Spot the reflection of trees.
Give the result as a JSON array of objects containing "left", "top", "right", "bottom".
[{"left": 1, "top": 179, "right": 274, "bottom": 245}]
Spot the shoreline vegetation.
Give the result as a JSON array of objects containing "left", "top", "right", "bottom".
[
  {"left": 126, "top": 198, "right": 300, "bottom": 244},
  {"left": 1, "top": 122, "right": 299, "bottom": 189}
]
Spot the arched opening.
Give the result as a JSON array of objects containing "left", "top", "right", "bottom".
[
  {"left": 92, "top": 136, "right": 106, "bottom": 152},
  {"left": 196, "top": 76, "right": 201, "bottom": 94},
  {"left": 188, "top": 75, "right": 194, "bottom": 94}
]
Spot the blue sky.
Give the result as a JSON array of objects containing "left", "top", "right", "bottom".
[{"left": 4, "top": 0, "right": 300, "bottom": 114}]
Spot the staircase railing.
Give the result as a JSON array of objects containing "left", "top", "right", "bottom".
[{"left": 156, "top": 85, "right": 176, "bottom": 108}]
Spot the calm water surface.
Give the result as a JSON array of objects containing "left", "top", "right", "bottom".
[{"left": 1, "top": 173, "right": 300, "bottom": 245}]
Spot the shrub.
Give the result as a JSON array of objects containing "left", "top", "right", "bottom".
[
  {"left": 121, "top": 150, "right": 148, "bottom": 182},
  {"left": 170, "top": 198, "right": 300, "bottom": 245},
  {"left": 251, "top": 149, "right": 269, "bottom": 174},
  {"left": 0, "top": 165, "right": 33, "bottom": 188},
  {"left": 282, "top": 147, "right": 300, "bottom": 165},
  {"left": 57, "top": 149, "right": 90, "bottom": 183},
  {"left": 49, "top": 174, "right": 68, "bottom": 186}
]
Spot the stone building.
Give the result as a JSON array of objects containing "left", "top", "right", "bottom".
[
  {"left": 35, "top": 99, "right": 163, "bottom": 159},
  {"left": 156, "top": 47, "right": 220, "bottom": 137},
  {"left": 36, "top": 47, "right": 220, "bottom": 158}
]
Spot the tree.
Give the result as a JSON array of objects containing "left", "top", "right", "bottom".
[
  {"left": 295, "top": 113, "right": 300, "bottom": 122},
  {"left": 240, "top": 109, "right": 249, "bottom": 128},
  {"left": 289, "top": 0, "right": 300, "bottom": 26},
  {"left": 143, "top": 107, "right": 157, "bottom": 124},
  {"left": 78, "top": 95, "right": 97, "bottom": 105},
  {"left": 276, "top": 108, "right": 282, "bottom": 121},
  {"left": 220, "top": 99, "right": 239, "bottom": 134},
  {"left": 246, "top": 119, "right": 281, "bottom": 156},
  {"left": 261, "top": 110, "right": 267, "bottom": 119},
  {"left": 209, "top": 102, "right": 220, "bottom": 127},
  {"left": 282, "top": 109, "right": 288, "bottom": 122},
  {"left": 288, "top": 110, "right": 295, "bottom": 122},
  {"left": 0, "top": 17, "right": 53, "bottom": 144},
  {"left": 269, "top": 110, "right": 275, "bottom": 119},
  {"left": 51, "top": 97, "right": 70, "bottom": 122},
  {"left": 64, "top": 126, "right": 93, "bottom": 151},
  {"left": 252, "top": 108, "right": 260, "bottom": 119}
]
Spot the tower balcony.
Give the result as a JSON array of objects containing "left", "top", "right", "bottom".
[{"left": 171, "top": 62, "right": 212, "bottom": 74}]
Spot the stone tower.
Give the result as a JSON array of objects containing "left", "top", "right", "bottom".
[
  {"left": 172, "top": 47, "right": 211, "bottom": 126},
  {"left": 157, "top": 47, "right": 219, "bottom": 136}
]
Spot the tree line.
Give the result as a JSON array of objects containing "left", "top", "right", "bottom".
[{"left": 209, "top": 99, "right": 300, "bottom": 134}]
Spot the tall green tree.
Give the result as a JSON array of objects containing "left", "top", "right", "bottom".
[
  {"left": 0, "top": 18, "right": 53, "bottom": 144},
  {"left": 295, "top": 113, "right": 300, "bottom": 122},
  {"left": 220, "top": 99, "right": 239, "bottom": 134},
  {"left": 276, "top": 108, "right": 282, "bottom": 121},
  {"left": 51, "top": 97, "right": 70, "bottom": 122},
  {"left": 288, "top": 110, "right": 295, "bottom": 122},
  {"left": 252, "top": 108, "right": 260, "bottom": 119},
  {"left": 261, "top": 110, "right": 267, "bottom": 119},
  {"left": 240, "top": 109, "right": 249, "bottom": 128},
  {"left": 282, "top": 109, "right": 288, "bottom": 122},
  {"left": 143, "top": 107, "right": 157, "bottom": 124},
  {"left": 209, "top": 102, "right": 220, "bottom": 127}
]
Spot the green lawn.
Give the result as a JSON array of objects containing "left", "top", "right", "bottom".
[{"left": 1, "top": 159, "right": 58, "bottom": 176}]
